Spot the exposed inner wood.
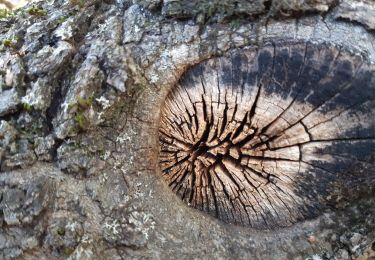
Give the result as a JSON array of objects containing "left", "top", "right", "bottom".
[{"left": 158, "top": 42, "right": 375, "bottom": 228}]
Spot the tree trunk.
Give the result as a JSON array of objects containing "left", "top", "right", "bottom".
[{"left": 0, "top": 0, "right": 374, "bottom": 259}]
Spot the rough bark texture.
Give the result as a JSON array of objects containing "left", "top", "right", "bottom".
[{"left": 0, "top": 0, "right": 374, "bottom": 259}]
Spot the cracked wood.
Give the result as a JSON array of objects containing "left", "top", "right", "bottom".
[{"left": 158, "top": 42, "right": 375, "bottom": 228}]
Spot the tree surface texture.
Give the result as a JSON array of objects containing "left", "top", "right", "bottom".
[{"left": 0, "top": 0, "right": 374, "bottom": 259}]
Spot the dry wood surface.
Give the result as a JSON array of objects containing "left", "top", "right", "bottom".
[{"left": 159, "top": 42, "right": 375, "bottom": 228}]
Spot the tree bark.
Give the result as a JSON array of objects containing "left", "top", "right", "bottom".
[{"left": 0, "top": 0, "right": 374, "bottom": 259}]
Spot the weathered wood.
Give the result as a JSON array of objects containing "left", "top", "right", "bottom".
[
  {"left": 159, "top": 42, "right": 375, "bottom": 228},
  {"left": 1, "top": 0, "right": 375, "bottom": 258}
]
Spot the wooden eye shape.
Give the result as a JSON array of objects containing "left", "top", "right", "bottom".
[{"left": 158, "top": 42, "right": 375, "bottom": 228}]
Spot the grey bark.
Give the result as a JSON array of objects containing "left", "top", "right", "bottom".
[{"left": 0, "top": 0, "right": 374, "bottom": 259}]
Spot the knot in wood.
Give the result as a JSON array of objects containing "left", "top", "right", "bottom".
[{"left": 159, "top": 42, "right": 375, "bottom": 228}]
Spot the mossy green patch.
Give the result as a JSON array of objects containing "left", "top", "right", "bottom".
[
  {"left": 57, "top": 15, "right": 69, "bottom": 24},
  {"left": 63, "top": 247, "right": 75, "bottom": 256},
  {"left": 2, "top": 36, "right": 18, "bottom": 48},
  {"left": 77, "top": 96, "right": 94, "bottom": 110},
  {"left": 68, "top": 95, "right": 95, "bottom": 131},
  {"left": 27, "top": 6, "right": 47, "bottom": 17},
  {"left": 0, "top": 8, "right": 8, "bottom": 19},
  {"left": 22, "top": 103, "right": 33, "bottom": 112},
  {"left": 57, "top": 227, "right": 65, "bottom": 236},
  {"left": 0, "top": 7, "right": 26, "bottom": 21},
  {"left": 2, "top": 39, "right": 13, "bottom": 47},
  {"left": 74, "top": 113, "right": 88, "bottom": 130}
]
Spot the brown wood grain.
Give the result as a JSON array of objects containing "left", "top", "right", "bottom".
[{"left": 159, "top": 42, "right": 375, "bottom": 228}]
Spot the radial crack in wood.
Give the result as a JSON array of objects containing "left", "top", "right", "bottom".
[{"left": 158, "top": 42, "right": 375, "bottom": 229}]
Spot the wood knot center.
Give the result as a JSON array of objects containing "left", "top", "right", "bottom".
[{"left": 159, "top": 42, "right": 375, "bottom": 228}]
